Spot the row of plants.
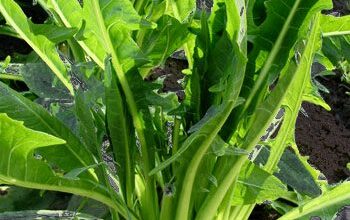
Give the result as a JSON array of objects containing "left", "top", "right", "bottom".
[{"left": 0, "top": 0, "right": 349, "bottom": 219}]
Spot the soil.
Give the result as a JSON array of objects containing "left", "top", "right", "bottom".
[{"left": 296, "top": 75, "right": 350, "bottom": 184}]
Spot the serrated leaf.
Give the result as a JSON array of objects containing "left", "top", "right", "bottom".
[
  {"left": 255, "top": 147, "right": 321, "bottom": 197},
  {"left": 0, "top": 111, "right": 128, "bottom": 217},
  {"left": 0, "top": 81, "right": 96, "bottom": 177}
]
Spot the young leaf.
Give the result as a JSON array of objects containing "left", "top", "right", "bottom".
[
  {"left": 173, "top": 34, "right": 247, "bottom": 220},
  {"left": 84, "top": 1, "right": 160, "bottom": 219}
]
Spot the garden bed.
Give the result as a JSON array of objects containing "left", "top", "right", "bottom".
[{"left": 0, "top": 0, "right": 349, "bottom": 219}]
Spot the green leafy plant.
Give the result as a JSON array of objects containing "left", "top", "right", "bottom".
[{"left": 0, "top": 0, "right": 349, "bottom": 219}]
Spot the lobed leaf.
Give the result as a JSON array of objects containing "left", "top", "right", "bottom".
[{"left": 0, "top": 82, "right": 96, "bottom": 178}]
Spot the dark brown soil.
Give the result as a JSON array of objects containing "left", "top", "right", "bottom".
[
  {"left": 295, "top": 69, "right": 350, "bottom": 184},
  {"left": 296, "top": 102, "right": 350, "bottom": 183}
]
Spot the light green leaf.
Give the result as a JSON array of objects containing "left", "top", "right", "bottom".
[
  {"left": 0, "top": 112, "right": 65, "bottom": 174},
  {"left": 279, "top": 182, "right": 350, "bottom": 220},
  {"left": 140, "top": 15, "right": 189, "bottom": 68},
  {"left": 44, "top": 0, "right": 106, "bottom": 68},
  {"left": 0, "top": 0, "right": 73, "bottom": 94},
  {"left": 167, "top": 0, "right": 195, "bottom": 22},
  {"left": 199, "top": 9, "right": 327, "bottom": 220},
  {"left": 242, "top": 0, "right": 332, "bottom": 114},
  {"left": 0, "top": 82, "right": 96, "bottom": 177},
  {"left": 321, "top": 14, "right": 350, "bottom": 37},
  {"left": 0, "top": 113, "right": 128, "bottom": 218},
  {"left": 99, "top": 0, "right": 147, "bottom": 30},
  {"left": 64, "top": 163, "right": 103, "bottom": 181}
]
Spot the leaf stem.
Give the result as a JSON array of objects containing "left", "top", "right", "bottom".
[
  {"left": 0, "top": 73, "right": 24, "bottom": 81},
  {"left": 89, "top": 1, "right": 158, "bottom": 218},
  {"left": 0, "top": 174, "right": 130, "bottom": 219}
]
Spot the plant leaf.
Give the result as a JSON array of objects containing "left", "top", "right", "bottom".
[
  {"left": 140, "top": 15, "right": 189, "bottom": 68},
  {"left": 232, "top": 162, "right": 291, "bottom": 206},
  {"left": 0, "top": 113, "right": 128, "bottom": 218},
  {"left": 20, "top": 62, "right": 71, "bottom": 99},
  {"left": 279, "top": 182, "right": 350, "bottom": 220},
  {"left": 167, "top": 0, "right": 195, "bottom": 22},
  {"left": 0, "top": 0, "right": 73, "bottom": 94},
  {"left": 29, "top": 23, "right": 77, "bottom": 44},
  {"left": 254, "top": 147, "right": 321, "bottom": 197},
  {"left": 0, "top": 210, "right": 102, "bottom": 220},
  {"left": 75, "top": 91, "right": 99, "bottom": 156},
  {"left": 0, "top": 81, "right": 96, "bottom": 177},
  {"left": 44, "top": 0, "right": 106, "bottom": 68},
  {"left": 105, "top": 60, "right": 135, "bottom": 207},
  {"left": 321, "top": 14, "right": 350, "bottom": 37}
]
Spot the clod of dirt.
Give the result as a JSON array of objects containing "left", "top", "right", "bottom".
[
  {"left": 147, "top": 58, "right": 188, "bottom": 101},
  {"left": 249, "top": 204, "right": 280, "bottom": 220}
]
